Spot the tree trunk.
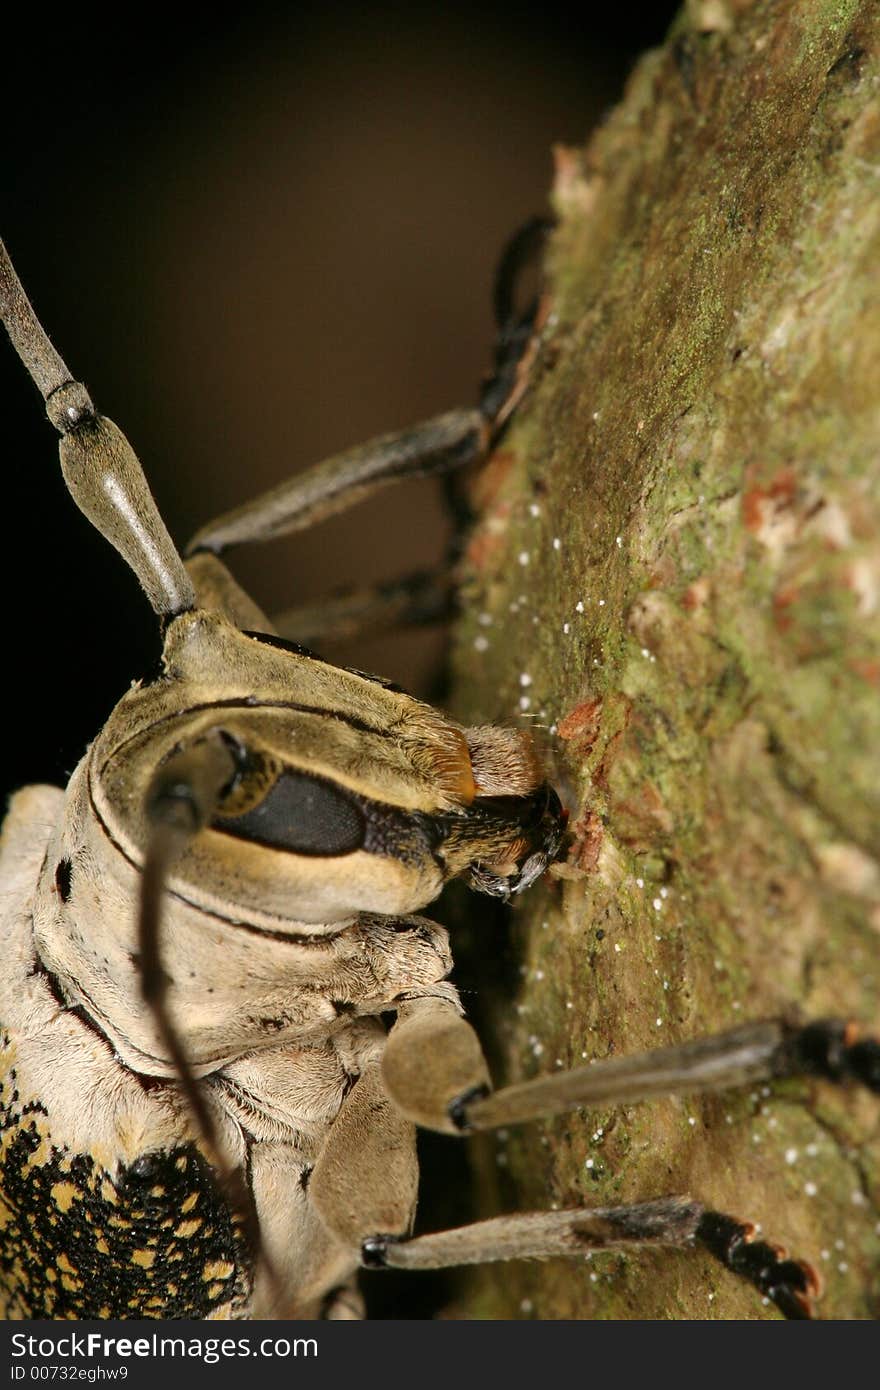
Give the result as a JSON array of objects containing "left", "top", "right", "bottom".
[{"left": 447, "top": 0, "right": 880, "bottom": 1319}]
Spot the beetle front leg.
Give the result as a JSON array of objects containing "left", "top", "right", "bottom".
[
  {"left": 453, "top": 1018, "right": 880, "bottom": 1131},
  {"left": 309, "top": 1063, "right": 419, "bottom": 1253},
  {"left": 382, "top": 1010, "right": 879, "bottom": 1135},
  {"left": 381, "top": 996, "right": 491, "bottom": 1134}
]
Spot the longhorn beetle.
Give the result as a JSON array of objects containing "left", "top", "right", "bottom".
[{"left": 1, "top": 226, "right": 878, "bottom": 1322}]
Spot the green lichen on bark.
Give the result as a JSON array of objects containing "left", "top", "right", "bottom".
[{"left": 448, "top": 0, "right": 880, "bottom": 1319}]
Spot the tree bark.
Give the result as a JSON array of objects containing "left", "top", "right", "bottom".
[{"left": 447, "top": 0, "right": 880, "bottom": 1319}]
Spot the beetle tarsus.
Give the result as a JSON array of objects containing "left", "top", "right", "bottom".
[
  {"left": 773, "top": 1019, "right": 880, "bottom": 1093},
  {"left": 695, "top": 1210, "right": 820, "bottom": 1320}
]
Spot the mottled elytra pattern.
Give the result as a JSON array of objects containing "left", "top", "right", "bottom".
[{"left": 0, "top": 1033, "right": 249, "bottom": 1319}]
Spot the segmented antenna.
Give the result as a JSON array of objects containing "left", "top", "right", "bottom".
[
  {"left": 0, "top": 238, "right": 195, "bottom": 617},
  {"left": 139, "top": 734, "right": 285, "bottom": 1310}
]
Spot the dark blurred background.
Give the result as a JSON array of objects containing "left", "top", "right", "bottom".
[{"left": 2, "top": 1, "right": 678, "bottom": 1316}]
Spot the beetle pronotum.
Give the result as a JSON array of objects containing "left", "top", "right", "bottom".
[{"left": 0, "top": 221, "right": 878, "bottom": 1321}]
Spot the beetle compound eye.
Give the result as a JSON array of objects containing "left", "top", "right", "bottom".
[{"left": 215, "top": 768, "right": 366, "bottom": 857}]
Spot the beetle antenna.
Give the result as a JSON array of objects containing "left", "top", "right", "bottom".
[
  {"left": 139, "top": 734, "right": 283, "bottom": 1306},
  {"left": 0, "top": 237, "right": 195, "bottom": 617}
]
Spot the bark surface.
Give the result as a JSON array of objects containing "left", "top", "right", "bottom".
[{"left": 447, "top": 0, "right": 880, "bottom": 1319}]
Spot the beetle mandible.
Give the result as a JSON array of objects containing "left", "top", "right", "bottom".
[{"left": 0, "top": 225, "right": 878, "bottom": 1320}]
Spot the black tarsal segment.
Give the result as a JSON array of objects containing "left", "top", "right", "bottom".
[
  {"left": 361, "top": 1235, "right": 401, "bottom": 1269},
  {"left": 447, "top": 1083, "right": 491, "bottom": 1133},
  {"left": 847, "top": 1040, "right": 880, "bottom": 1091},
  {"left": 774, "top": 1020, "right": 880, "bottom": 1093},
  {"left": 695, "top": 1211, "right": 816, "bottom": 1320},
  {"left": 492, "top": 216, "right": 554, "bottom": 333}
]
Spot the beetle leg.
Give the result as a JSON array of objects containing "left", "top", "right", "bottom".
[
  {"left": 309, "top": 1062, "right": 419, "bottom": 1253},
  {"left": 186, "top": 218, "right": 553, "bottom": 559},
  {"left": 374, "top": 1008, "right": 870, "bottom": 1316},
  {"left": 382, "top": 1005, "right": 880, "bottom": 1135},
  {"left": 187, "top": 408, "right": 490, "bottom": 556},
  {"left": 381, "top": 996, "right": 491, "bottom": 1134},
  {"left": 272, "top": 567, "right": 454, "bottom": 645},
  {"left": 384, "top": 1008, "right": 879, "bottom": 1135},
  {"left": 360, "top": 1197, "right": 819, "bottom": 1319},
  {"left": 451, "top": 1018, "right": 880, "bottom": 1132}
]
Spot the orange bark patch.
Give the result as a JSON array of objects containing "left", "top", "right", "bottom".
[
  {"left": 849, "top": 658, "right": 880, "bottom": 687},
  {"left": 567, "top": 808, "right": 604, "bottom": 873},
  {"left": 593, "top": 727, "right": 626, "bottom": 792},
  {"left": 743, "top": 465, "right": 797, "bottom": 530},
  {"left": 682, "top": 576, "right": 710, "bottom": 612},
  {"left": 742, "top": 466, "right": 803, "bottom": 555},
  {"left": 557, "top": 697, "right": 603, "bottom": 748},
  {"left": 772, "top": 583, "right": 800, "bottom": 633},
  {"left": 465, "top": 525, "right": 506, "bottom": 572}
]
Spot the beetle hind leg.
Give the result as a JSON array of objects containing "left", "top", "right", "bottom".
[
  {"left": 359, "top": 1198, "right": 820, "bottom": 1320},
  {"left": 378, "top": 999, "right": 875, "bottom": 1317}
]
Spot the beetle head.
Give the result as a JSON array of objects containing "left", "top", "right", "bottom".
[{"left": 89, "top": 609, "right": 564, "bottom": 932}]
